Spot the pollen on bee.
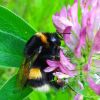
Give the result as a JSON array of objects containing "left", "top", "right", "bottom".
[{"left": 28, "top": 68, "right": 42, "bottom": 79}]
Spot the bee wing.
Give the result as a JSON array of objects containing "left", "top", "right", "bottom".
[
  {"left": 17, "top": 58, "right": 30, "bottom": 88},
  {"left": 17, "top": 46, "right": 43, "bottom": 88}
]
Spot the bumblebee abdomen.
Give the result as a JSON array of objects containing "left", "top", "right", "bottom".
[
  {"left": 27, "top": 67, "right": 47, "bottom": 88},
  {"left": 27, "top": 78, "right": 46, "bottom": 87},
  {"left": 28, "top": 68, "right": 42, "bottom": 79}
]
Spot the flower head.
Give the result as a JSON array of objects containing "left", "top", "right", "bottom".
[
  {"left": 53, "top": 0, "right": 100, "bottom": 58},
  {"left": 45, "top": 0, "right": 100, "bottom": 97}
]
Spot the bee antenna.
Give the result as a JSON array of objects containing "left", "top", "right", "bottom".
[{"left": 55, "top": 32, "right": 63, "bottom": 40}]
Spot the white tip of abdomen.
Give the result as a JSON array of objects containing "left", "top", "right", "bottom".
[{"left": 34, "top": 84, "right": 50, "bottom": 92}]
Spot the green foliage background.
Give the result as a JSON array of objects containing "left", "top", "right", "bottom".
[
  {"left": 0, "top": 0, "right": 99, "bottom": 100},
  {"left": 0, "top": 0, "right": 74, "bottom": 32}
]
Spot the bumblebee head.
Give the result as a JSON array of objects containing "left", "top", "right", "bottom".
[
  {"left": 45, "top": 32, "right": 61, "bottom": 46},
  {"left": 44, "top": 33, "right": 61, "bottom": 60},
  {"left": 36, "top": 32, "right": 61, "bottom": 46}
]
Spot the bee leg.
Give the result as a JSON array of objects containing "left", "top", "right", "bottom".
[
  {"left": 46, "top": 73, "right": 63, "bottom": 89},
  {"left": 49, "top": 81, "right": 63, "bottom": 89}
]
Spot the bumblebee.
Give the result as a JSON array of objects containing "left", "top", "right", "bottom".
[{"left": 18, "top": 32, "right": 62, "bottom": 91}]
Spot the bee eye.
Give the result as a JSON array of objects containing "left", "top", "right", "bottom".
[{"left": 51, "top": 37, "right": 56, "bottom": 42}]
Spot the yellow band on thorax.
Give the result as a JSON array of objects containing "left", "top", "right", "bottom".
[{"left": 36, "top": 32, "right": 47, "bottom": 43}]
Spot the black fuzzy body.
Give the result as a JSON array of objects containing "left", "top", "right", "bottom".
[{"left": 22, "top": 32, "right": 61, "bottom": 89}]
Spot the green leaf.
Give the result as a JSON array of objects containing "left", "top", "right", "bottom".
[
  {"left": 28, "top": 91, "right": 47, "bottom": 100},
  {"left": 27, "top": 88, "right": 72, "bottom": 100},
  {"left": 0, "top": 75, "right": 33, "bottom": 100},
  {"left": 0, "top": 6, "right": 36, "bottom": 67},
  {"left": 0, "top": 74, "right": 74, "bottom": 100},
  {"left": 54, "top": 89, "right": 72, "bottom": 100}
]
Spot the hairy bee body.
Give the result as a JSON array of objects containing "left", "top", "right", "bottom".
[{"left": 18, "top": 32, "right": 61, "bottom": 90}]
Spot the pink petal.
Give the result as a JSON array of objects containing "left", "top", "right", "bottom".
[
  {"left": 87, "top": 77, "right": 100, "bottom": 95},
  {"left": 78, "top": 81, "right": 84, "bottom": 89},
  {"left": 52, "top": 15, "right": 73, "bottom": 34},
  {"left": 63, "top": 26, "right": 72, "bottom": 34},
  {"left": 46, "top": 60, "right": 60, "bottom": 67},
  {"left": 74, "top": 44, "right": 81, "bottom": 58},
  {"left": 60, "top": 50, "right": 75, "bottom": 70},
  {"left": 74, "top": 0, "right": 78, "bottom": 3},
  {"left": 74, "top": 28, "right": 86, "bottom": 58},
  {"left": 68, "top": 0, "right": 80, "bottom": 35},
  {"left": 80, "top": 0, "right": 97, "bottom": 14},
  {"left": 80, "top": 0, "right": 90, "bottom": 12},
  {"left": 91, "top": 0, "right": 98, "bottom": 7},
  {"left": 92, "top": 29, "right": 100, "bottom": 53},
  {"left": 64, "top": 33, "right": 78, "bottom": 50},
  {"left": 44, "top": 66, "right": 57, "bottom": 72},
  {"left": 83, "top": 64, "right": 90, "bottom": 72},
  {"left": 59, "top": 64, "right": 77, "bottom": 77},
  {"left": 94, "top": 60, "right": 100, "bottom": 71},
  {"left": 81, "top": 0, "right": 98, "bottom": 9},
  {"left": 74, "top": 94, "right": 83, "bottom": 100},
  {"left": 63, "top": 33, "right": 71, "bottom": 45},
  {"left": 93, "top": 5, "right": 100, "bottom": 34},
  {"left": 60, "top": 6, "right": 67, "bottom": 17},
  {"left": 53, "top": 72, "right": 70, "bottom": 79},
  {"left": 59, "top": 63, "right": 68, "bottom": 74},
  {"left": 55, "top": 12, "right": 60, "bottom": 16},
  {"left": 68, "top": 1, "right": 78, "bottom": 25},
  {"left": 82, "top": 7, "right": 96, "bottom": 40},
  {"left": 79, "top": 28, "right": 87, "bottom": 47}
]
